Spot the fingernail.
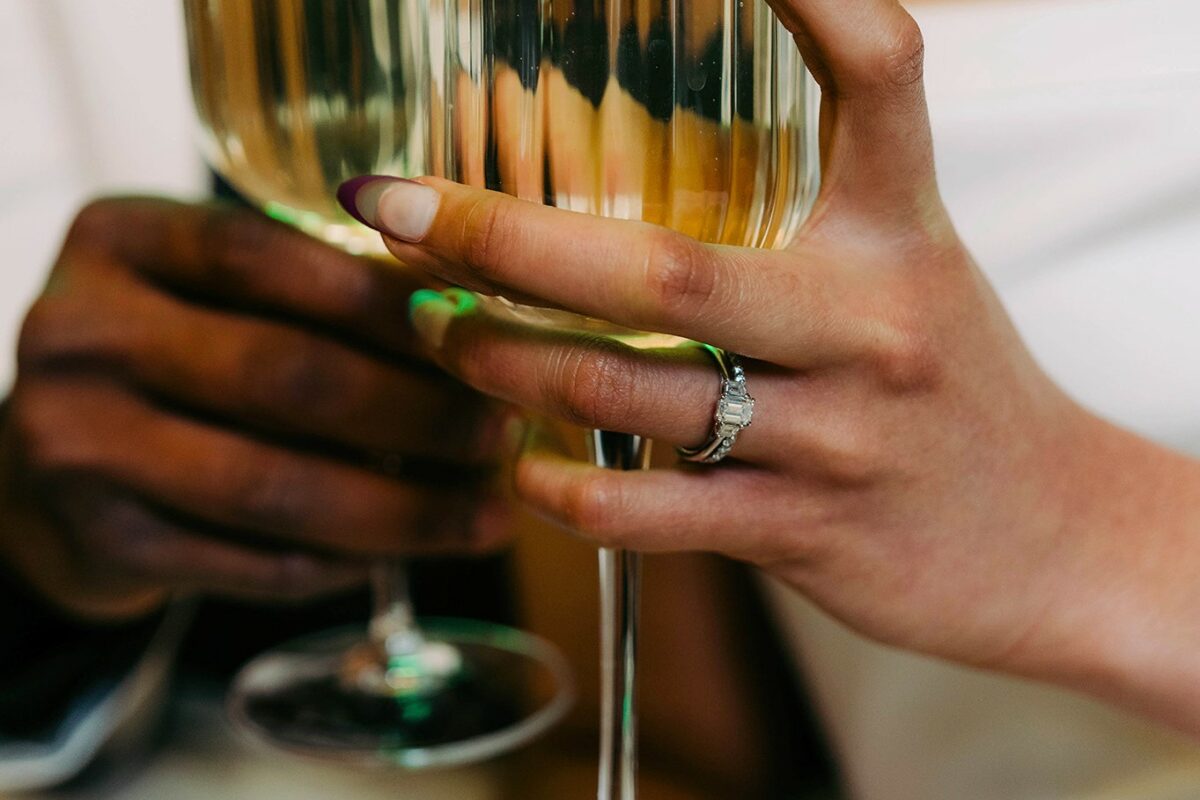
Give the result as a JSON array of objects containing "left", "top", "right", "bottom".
[
  {"left": 442, "top": 287, "right": 480, "bottom": 312},
  {"left": 336, "top": 175, "right": 389, "bottom": 226},
  {"left": 408, "top": 289, "right": 456, "bottom": 349},
  {"left": 337, "top": 176, "right": 440, "bottom": 241}
]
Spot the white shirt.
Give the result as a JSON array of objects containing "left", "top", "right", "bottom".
[{"left": 0, "top": 0, "right": 205, "bottom": 393}]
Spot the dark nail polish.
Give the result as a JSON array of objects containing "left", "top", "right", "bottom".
[
  {"left": 336, "top": 176, "right": 379, "bottom": 226},
  {"left": 337, "top": 175, "right": 416, "bottom": 228}
]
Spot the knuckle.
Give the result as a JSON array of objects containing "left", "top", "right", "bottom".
[
  {"left": 819, "top": 427, "right": 887, "bottom": 486},
  {"left": 9, "top": 394, "right": 87, "bottom": 477},
  {"left": 873, "top": 16, "right": 926, "bottom": 92},
  {"left": 326, "top": 260, "right": 378, "bottom": 320},
  {"left": 15, "top": 300, "right": 63, "bottom": 368},
  {"left": 562, "top": 472, "right": 628, "bottom": 546},
  {"left": 643, "top": 233, "right": 717, "bottom": 323},
  {"left": 461, "top": 196, "right": 513, "bottom": 281},
  {"left": 18, "top": 295, "right": 137, "bottom": 373},
  {"left": 230, "top": 453, "right": 315, "bottom": 531},
  {"left": 64, "top": 198, "right": 125, "bottom": 249},
  {"left": 198, "top": 206, "right": 277, "bottom": 284},
  {"left": 7, "top": 397, "right": 47, "bottom": 467},
  {"left": 551, "top": 339, "right": 635, "bottom": 428},
  {"left": 250, "top": 337, "right": 343, "bottom": 417},
  {"left": 872, "top": 324, "right": 942, "bottom": 393}
]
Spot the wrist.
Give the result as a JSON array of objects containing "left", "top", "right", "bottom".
[
  {"left": 1007, "top": 410, "right": 1200, "bottom": 734},
  {"left": 1087, "top": 429, "right": 1200, "bottom": 735}
]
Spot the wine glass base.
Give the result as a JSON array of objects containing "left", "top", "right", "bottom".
[{"left": 228, "top": 619, "right": 574, "bottom": 769}]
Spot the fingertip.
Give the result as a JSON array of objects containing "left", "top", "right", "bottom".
[
  {"left": 442, "top": 287, "right": 480, "bottom": 311},
  {"left": 511, "top": 442, "right": 577, "bottom": 517},
  {"left": 408, "top": 288, "right": 447, "bottom": 317},
  {"left": 408, "top": 290, "right": 456, "bottom": 350}
]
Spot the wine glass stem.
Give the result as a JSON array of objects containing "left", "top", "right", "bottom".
[
  {"left": 591, "top": 430, "right": 651, "bottom": 800},
  {"left": 370, "top": 560, "right": 424, "bottom": 655},
  {"left": 598, "top": 546, "right": 641, "bottom": 800}
]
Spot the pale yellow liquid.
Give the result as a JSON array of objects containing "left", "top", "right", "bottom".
[{"left": 184, "top": 0, "right": 818, "bottom": 258}]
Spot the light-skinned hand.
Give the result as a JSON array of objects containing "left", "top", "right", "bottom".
[{"left": 340, "top": 0, "right": 1200, "bottom": 736}]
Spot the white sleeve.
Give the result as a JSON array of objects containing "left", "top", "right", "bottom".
[{"left": 0, "top": 0, "right": 207, "bottom": 394}]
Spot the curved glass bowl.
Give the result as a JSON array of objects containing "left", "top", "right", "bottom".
[{"left": 228, "top": 619, "right": 575, "bottom": 769}]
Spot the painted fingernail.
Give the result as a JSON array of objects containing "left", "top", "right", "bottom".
[
  {"left": 336, "top": 175, "right": 390, "bottom": 226},
  {"left": 409, "top": 289, "right": 456, "bottom": 349},
  {"left": 337, "top": 175, "right": 440, "bottom": 241},
  {"left": 442, "top": 287, "right": 480, "bottom": 312}
]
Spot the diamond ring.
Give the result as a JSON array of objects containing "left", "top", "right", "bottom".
[{"left": 677, "top": 345, "right": 755, "bottom": 464}]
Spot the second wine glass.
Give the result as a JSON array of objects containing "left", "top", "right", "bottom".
[{"left": 184, "top": 0, "right": 575, "bottom": 769}]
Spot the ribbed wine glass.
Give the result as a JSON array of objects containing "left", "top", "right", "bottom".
[{"left": 185, "top": 0, "right": 818, "bottom": 793}]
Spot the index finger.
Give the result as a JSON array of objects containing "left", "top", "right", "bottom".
[
  {"left": 342, "top": 176, "right": 878, "bottom": 367},
  {"left": 62, "top": 197, "right": 430, "bottom": 356}
]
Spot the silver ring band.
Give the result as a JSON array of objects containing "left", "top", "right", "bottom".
[{"left": 677, "top": 345, "right": 755, "bottom": 464}]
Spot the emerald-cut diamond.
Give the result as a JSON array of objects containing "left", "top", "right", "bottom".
[
  {"left": 717, "top": 386, "right": 755, "bottom": 429},
  {"left": 677, "top": 348, "right": 755, "bottom": 464}
]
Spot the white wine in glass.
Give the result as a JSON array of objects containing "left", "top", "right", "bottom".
[{"left": 185, "top": 0, "right": 818, "bottom": 792}]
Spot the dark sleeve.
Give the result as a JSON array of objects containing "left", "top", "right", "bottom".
[{"left": 0, "top": 563, "right": 161, "bottom": 743}]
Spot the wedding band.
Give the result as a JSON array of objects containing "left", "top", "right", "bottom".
[{"left": 677, "top": 345, "right": 755, "bottom": 464}]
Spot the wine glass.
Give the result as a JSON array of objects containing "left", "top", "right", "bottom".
[
  {"left": 183, "top": 0, "right": 574, "bottom": 769},
  {"left": 424, "top": 1, "right": 819, "bottom": 796},
  {"left": 185, "top": 0, "right": 818, "bottom": 793}
]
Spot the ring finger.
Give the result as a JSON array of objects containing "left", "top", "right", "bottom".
[{"left": 409, "top": 290, "right": 793, "bottom": 463}]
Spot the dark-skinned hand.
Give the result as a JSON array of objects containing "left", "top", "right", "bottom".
[{"left": 0, "top": 199, "right": 510, "bottom": 620}]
